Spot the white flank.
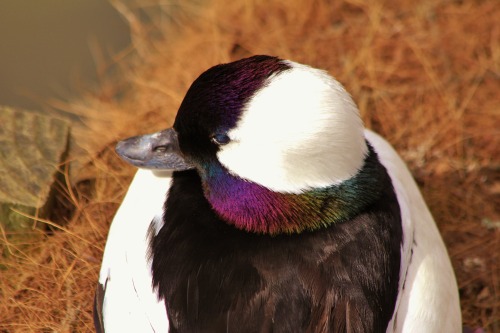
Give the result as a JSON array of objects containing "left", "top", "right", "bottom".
[
  {"left": 98, "top": 169, "right": 171, "bottom": 332},
  {"left": 217, "top": 61, "right": 368, "bottom": 193},
  {"left": 365, "top": 130, "right": 461, "bottom": 333}
]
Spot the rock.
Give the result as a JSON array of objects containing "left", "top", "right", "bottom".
[{"left": 0, "top": 107, "right": 70, "bottom": 231}]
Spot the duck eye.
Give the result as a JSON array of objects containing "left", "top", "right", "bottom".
[
  {"left": 153, "top": 145, "right": 168, "bottom": 153},
  {"left": 211, "top": 133, "right": 230, "bottom": 145}
]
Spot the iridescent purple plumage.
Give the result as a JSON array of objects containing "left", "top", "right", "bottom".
[
  {"left": 200, "top": 144, "right": 384, "bottom": 235},
  {"left": 175, "top": 56, "right": 291, "bottom": 151},
  {"left": 202, "top": 162, "right": 295, "bottom": 233},
  {"left": 171, "top": 55, "right": 383, "bottom": 234}
]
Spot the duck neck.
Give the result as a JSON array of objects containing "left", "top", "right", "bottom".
[{"left": 200, "top": 144, "right": 386, "bottom": 235}]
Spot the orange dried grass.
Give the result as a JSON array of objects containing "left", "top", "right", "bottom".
[{"left": 1, "top": 0, "right": 498, "bottom": 331}]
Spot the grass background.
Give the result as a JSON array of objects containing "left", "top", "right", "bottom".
[{"left": 1, "top": 0, "right": 498, "bottom": 331}]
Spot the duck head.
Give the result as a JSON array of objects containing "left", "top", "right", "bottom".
[{"left": 116, "top": 55, "right": 370, "bottom": 234}]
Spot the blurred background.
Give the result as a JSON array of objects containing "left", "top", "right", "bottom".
[{"left": 0, "top": 0, "right": 130, "bottom": 111}]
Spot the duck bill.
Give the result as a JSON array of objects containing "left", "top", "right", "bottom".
[{"left": 115, "top": 128, "right": 194, "bottom": 171}]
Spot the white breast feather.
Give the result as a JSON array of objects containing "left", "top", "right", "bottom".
[
  {"left": 98, "top": 169, "right": 171, "bottom": 332},
  {"left": 365, "top": 130, "right": 461, "bottom": 333}
]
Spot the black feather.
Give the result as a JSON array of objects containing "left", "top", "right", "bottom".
[
  {"left": 150, "top": 148, "right": 402, "bottom": 333},
  {"left": 93, "top": 282, "right": 106, "bottom": 333}
]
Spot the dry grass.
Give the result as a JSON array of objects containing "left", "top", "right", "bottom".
[{"left": 1, "top": 0, "right": 499, "bottom": 331}]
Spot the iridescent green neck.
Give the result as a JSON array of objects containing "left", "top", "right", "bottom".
[{"left": 202, "top": 144, "right": 388, "bottom": 235}]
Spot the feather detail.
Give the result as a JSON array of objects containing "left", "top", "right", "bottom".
[{"left": 203, "top": 143, "right": 385, "bottom": 235}]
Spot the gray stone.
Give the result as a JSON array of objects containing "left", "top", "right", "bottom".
[{"left": 0, "top": 107, "right": 69, "bottom": 230}]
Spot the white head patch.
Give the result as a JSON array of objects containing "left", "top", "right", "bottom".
[{"left": 217, "top": 61, "right": 368, "bottom": 193}]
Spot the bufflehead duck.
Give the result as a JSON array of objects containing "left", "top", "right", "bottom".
[{"left": 95, "top": 55, "right": 461, "bottom": 332}]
